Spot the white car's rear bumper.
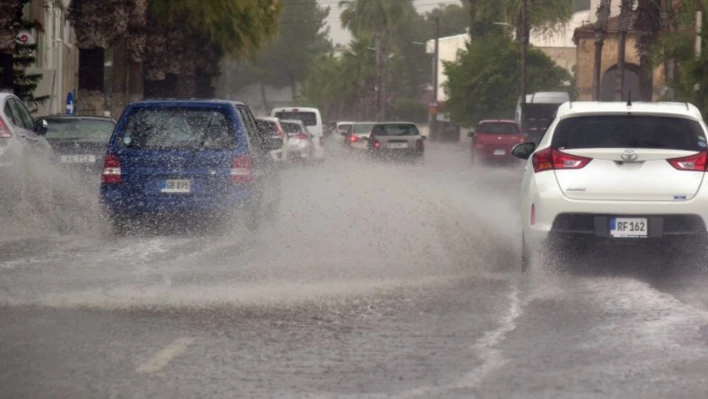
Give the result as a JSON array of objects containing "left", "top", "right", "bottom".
[{"left": 523, "top": 173, "right": 708, "bottom": 247}]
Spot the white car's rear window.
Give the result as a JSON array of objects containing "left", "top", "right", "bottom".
[{"left": 552, "top": 115, "right": 706, "bottom": 151}]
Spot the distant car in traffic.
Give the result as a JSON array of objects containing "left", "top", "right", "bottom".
[
  {"left": 368, "top": 122, "right": 425, "bottom": 162},
  {"left": 513, "top": 101, "right": 708, "bottom": 272},
  {"left": 336, "top": 121, "right": 353, "bottom": 136},
  {"left": 0, "top": 93, "right": 55, "bottom": 202},
  {"left": 345, "top": 122, "right": 374, "bottom": 151},
  {"left": 469, "top": 119, "right": 524, "bottom": 166},
  {"left": 280, "top": 119, "right": 315, "bottom": 163},
  {"left": 36, "top": 115, "right": 116, "bottom": 179},
  {"left": 256, "top": 117, "right": 288, "bottom": 162},
  {"left": 271, "top": 107, "right": 324, "bottom": 162},
  {"left": 100, "top": 99, "right": 283, "bottom": 234}
]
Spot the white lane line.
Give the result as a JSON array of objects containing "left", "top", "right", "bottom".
[
  {"left": 455, "top": 283, "right": 522, "bottom": 389},
  {"left": 136, "top": 337, "right": 195, "bottom": 374}
]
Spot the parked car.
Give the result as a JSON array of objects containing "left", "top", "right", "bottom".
[
  {"left": 100, "top": 99, "right": 283, "bottom": 234},
  {"left": 271, "top": 107, "right": 324, "bottom": 162},
  {"left": 345, "top": 122, "right": 375, "bottom": 151},
  {"left": 513, "top": 101, "right": 708, "bottom": 272},
  {"left": 0, "top": 93, "right": 55, "bottom": 203},
  {"left": 469, "top": 119, "right": 524, "bottom": 165},
  {"left": 280, "top": 119, "right": 315, "bottom": 163},
  {"left": 367, "top": 122, "right": 425, "bottom": 162},
  {"left": 36, "top": 115, "right": 116, "bottom": 180}
]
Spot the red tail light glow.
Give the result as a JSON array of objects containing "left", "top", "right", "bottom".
[
  {"left": 668, "top": 151, "right": 708, "bottom": 171},
  {"left": 231, "top": 155, "right": 253, "bottom": 184},
  {"left": 0, "top": 117, "right": 11, "bottom": 138},
  {"left": 101, "top": 154, "right": 122, "bottom": 184},
  {"left": 532, "top": 147, "right": 591, "bottom": 173},
  {"left": 374, "top": 140, "right": 381, "bottom": 149},
  {"left": 349, "top": 135, "right": 358, "bottom": 143}
]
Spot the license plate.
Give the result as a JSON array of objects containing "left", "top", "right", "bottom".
[
  {"left": 161, "top": 179, "right": 191, "bottom": 194},
  {"left": 610, "top": 217, "right": 648, "bottom": 238},
  {"left": 60, "top": 154, "right": 96, "bottom": 164},
  {"left": 388, "top": 143, "right": 408, "bottom": 149},
  {"left": 493, "top": 149, "right": 506, "bottom": 156}
]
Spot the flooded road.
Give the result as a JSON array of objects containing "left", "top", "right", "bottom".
[{"left": 3, "top": 143, "right": 708, "bottom": 398}]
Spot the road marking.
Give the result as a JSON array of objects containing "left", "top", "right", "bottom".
[{"left": 136, "top": 337, "right": 195, "bottom": 374}]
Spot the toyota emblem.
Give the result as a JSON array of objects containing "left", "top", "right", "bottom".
[{"left": 621, "top": 149, "right": 638, "bottom": 161}]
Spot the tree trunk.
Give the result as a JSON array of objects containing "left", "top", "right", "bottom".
[
  {"left": 616, "top": 31, "right": 627, "bottom": 101},
  {"left": 127, "top": 60, "right": 143, "bottom": 103},
  {"left": 593, "top": 34, "right": 604, "bottom": 100},
  {"left": 0, "top": 53, "right": 12, "bottom": 91},
  {"left": 111, "top": 38, "right": 128, "bottom": 119},
  {"left": 639, "top": 54, "right": 653, "bottom": 101}
]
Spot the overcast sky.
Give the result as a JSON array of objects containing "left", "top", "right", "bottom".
[{"left": 322, "top": 0, "right": 464, "bottom": 45}]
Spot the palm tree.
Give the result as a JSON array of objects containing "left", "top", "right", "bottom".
[
  {"left": 634, "top": 0, "right": 661, "bottom": 101},
  {"left": 616, "top": 0, "right": 635, "bottom": 100},
  {"left": 593, "top": 0, "right": 612, "bottom": 101}
]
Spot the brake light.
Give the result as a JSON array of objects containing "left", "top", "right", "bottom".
[
  {"left": 373, "top": 140, "right": 381, "bottom": 149},
  {"left": 231, "top": 155, "right": 253, "bottom": 184},
  {"left": 349, "top": 135, "right": 358, "bottom": 143},
  {"left": 532, "top": 147, "right": 591, "bottom": 173},
  {"left": 668, "top": 151, "right": 708, "bottom": 171},
  {"left": 0, "top": 117, "right": 11, "bottom": 138},
  {"left": 101, "top": 154, "right": 122, "bottom": 184},
  {"left": 293, "top": 133, "right": 308, "bottom": 140}
]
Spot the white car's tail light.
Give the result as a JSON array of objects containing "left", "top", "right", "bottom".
[
  {"left": 532, "top": 147, "right": 592, "bottom": 173},
  {"left": 667, "top": 151, "right": 708, "bottom": 171},
  {"left": 0, "top": 116, "right": 12, "bottom": 138}
]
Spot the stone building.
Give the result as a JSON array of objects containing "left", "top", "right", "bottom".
[{"left": 573, "top": 15, "right": 664, "bottom": 101}]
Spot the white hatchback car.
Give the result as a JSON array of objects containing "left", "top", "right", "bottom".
[{"left": 513, "top": 101, "right": 708, "bottom": 272}]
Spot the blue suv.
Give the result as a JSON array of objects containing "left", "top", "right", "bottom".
[{"left": 99, "top": 100, "right": 282, "bottom": 234}]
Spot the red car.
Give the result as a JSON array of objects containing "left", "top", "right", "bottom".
[{"left": 470, "top": 119, "right": 524, "bottom": 164}]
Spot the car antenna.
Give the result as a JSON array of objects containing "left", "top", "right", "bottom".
[{"left": 627, "top": 91, "right": 632, "bottom": 107}]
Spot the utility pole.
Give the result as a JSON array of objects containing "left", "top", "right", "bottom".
[
  {"left": 520, "top": 0, "right": 528, "bottom": 106},
  {"left": 431, "top": 16, "right": 440, "bottom": 141}
]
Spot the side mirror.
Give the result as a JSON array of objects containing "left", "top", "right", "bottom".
[
  {"left": 511, "top": 142, "right": 536, "bottom": 160},
  {"left": 36, "top": 119, "right": 48, "bottom": 136}
]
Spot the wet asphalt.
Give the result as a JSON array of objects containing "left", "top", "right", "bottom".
[{"left": 2, "top": 141, "right": 708, "bottom": 398}]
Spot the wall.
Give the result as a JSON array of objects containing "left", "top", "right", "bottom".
[
  {"left": 575, "top": 34, "right": 664, "bottom": 101},
  {"left": 426, "top": 34, "right": 469, "bottom": 103}
]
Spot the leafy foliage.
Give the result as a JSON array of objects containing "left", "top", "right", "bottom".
[
  {"left": 444, "top": 36, "right": 571, "bottom": 126},
  {"left": 13, "top": 2, "right": 48, "bottom": 113}
]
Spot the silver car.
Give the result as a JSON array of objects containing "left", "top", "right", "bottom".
[
  {"left": 345, "top": 122, "right": 375, "bottom": 151},
  {"left": 367, "top": 122, "right": 425, "bottom": 162},
  {"left": 0, "top": 93, "right": 55, "bottom": 201},
  {"left": 281, "top": 119, "right": 315, "bottom": 163}
]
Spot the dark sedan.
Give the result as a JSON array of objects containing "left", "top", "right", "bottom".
[{"left": 37, "top": 115, "right": 116, "bottom": 180}]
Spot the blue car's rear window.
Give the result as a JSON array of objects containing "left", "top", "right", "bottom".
[{"left": 118, "top": 107, "right": 237, "bottom": 150}]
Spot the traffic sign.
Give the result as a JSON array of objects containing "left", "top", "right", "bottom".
[
  {"left": 16, "top": 31, "right": 36, "bottom": 45},
  {"left": 66, "top": 92, "right": 75, "bottom": 115}
]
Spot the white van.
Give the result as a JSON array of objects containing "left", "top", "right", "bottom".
[{"left": 271, "top": 107, "right": 324, "bottom": 161}]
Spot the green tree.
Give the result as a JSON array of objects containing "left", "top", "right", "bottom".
[
  {"left": 0, "top": 0, "right": 25, "bottom": 90},
  {"left": 444, "top": 35, "right": 570, "bottom": 126},
  {"left": 423, "top": 3, "right": 471, "bottom": 37}
]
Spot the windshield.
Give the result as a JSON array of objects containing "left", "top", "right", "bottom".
[
  {"left": 372, "top": 124, "right": 420, "bottom": 136},
  {"left": 118, "top": 107, "right": 236, "bottom": 150},
  {"left": 43, "top": 119, "right": 115, "bottom": 142},
  {"left": 258, "top": 120, "right": 279, "bottom": 135},
  {"left": 478, "top": 122, "right": 519, "bottom": 134},
  {"left": 282, "top": 122, "right": 305, "bottom": 135},
  {"left": 552, "top": 116, "right": 706, "bottom": 151},
  {"left": 275, "top": 111, "right": 317, "bottom": 126},
  {"left": 352, "top": 124, "right": 374, "bottom": 134}
]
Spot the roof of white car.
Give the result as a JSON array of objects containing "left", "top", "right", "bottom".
[{"left": 556, "top": 101, "right": 703, "bottom": 120}]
